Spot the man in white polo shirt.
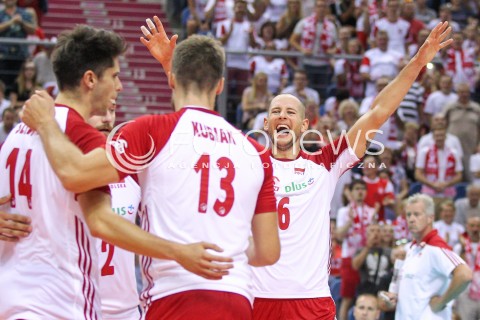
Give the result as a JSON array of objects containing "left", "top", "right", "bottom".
[{"left": 380, "top": 194, "right": 472, "bottom": 319}]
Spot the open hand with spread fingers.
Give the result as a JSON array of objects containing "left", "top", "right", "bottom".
[
  {"left": 140, "top": 15, "right": 178, "bottom": 74},
  {"left": 415, "top": 21, "right": 453, "bottom": 66}
]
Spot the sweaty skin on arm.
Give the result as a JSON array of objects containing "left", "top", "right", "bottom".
[
  {"left": 78, "top": 190, "right": 234, "bottom": 280},
  {"left": 345, "top": 22, "right": 453, "bottom": 159},
  {"left": 246, "top": 211, "right": 280, "bottom": 266}
]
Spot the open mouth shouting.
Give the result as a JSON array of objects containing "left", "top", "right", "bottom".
[{"left": 275, "top": 124, "right": 291, "bottom": 138}]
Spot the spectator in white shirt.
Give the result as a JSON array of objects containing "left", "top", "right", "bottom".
[
  {"left": 424, "top": 75, "right": 458, "bottom": 124},
  {"left": 281, "top": 68, "right": 320, "bottom": 105},
  {"left": 455, "top": 184, "right": 480, "bottom": 226},
  {"left": 417, "top": 113, "right": 463, "bottom": 159},
  {"left": 434, "top": 200, "right": 465, "bottom": 247}
]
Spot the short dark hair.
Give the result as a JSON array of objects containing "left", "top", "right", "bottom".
[
  {"left": 172, "top": 35, "right": 224, "bottom": 93},
  {"left": 2, "top": 107, "right": 15, "bottom": 118},
  {"left": 52, "top": 25, "right": 126, "bottom": 91},
  {"left": 349, "top": 179, "right": 367, "bottom": 191}
]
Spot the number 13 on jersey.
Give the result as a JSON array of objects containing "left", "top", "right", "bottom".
[{"left": 195, "top": 154, "right": 235, "bottom": 217}]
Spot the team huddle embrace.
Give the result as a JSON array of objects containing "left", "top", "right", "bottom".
[{"left": 0, "top": 14, "right": 473, "bottom": 320}]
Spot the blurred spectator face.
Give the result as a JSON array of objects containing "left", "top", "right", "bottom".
[
  {"left": 431, "top": 114, "right": 447, "bottom": 127},
  {"left": 363, "top": 156, "right": 378, "bottom": 178},
  {"left": 433, "top": 128, "right": 446, "bottom": 148},
  {"left": 354, "top": 294, "right": 380, "bottom": 320},
  {"left": 379, "top": 169, "right": 390, "bottom": 180},
  {"left": 439, "top": 204, "right": 455, "bottom": 224},
  {"left": 381, "top": 224, "right": 395, "bottom": 245},
  {"left": 379, "top": 148, "right": 393, "bottom": 166},
  {"left": 466, "top": 217, "right": 480, "bottom": 242},
  {"left": 287, "top": 0, "right": 301, "bottom": 14},
  {"left": 439, "top": 7, "right": 451, "bottom": 22},
  {"left": 24, "top": 61, "right": 36, "bottom": 80},
  {"left": 386, "top": 0, "right": 400, "bottom": 16},
  {"left": 403, "top": 123, "right": 418, "bottom": 142},
  {"left": 234, "top": 1, "right": 247, "bottom": 17},
  {"left": 260, "top": 23, "right": 275, "bottom": 41},
  {"left": 317, "top": 115, "right": 335, "bottom": 133},
  {"left": 376, "top": 32, "right": 389, "bottom": 51},
  {"left": 367, "top": 224, "right": 382, "bottom": 246},
  {"left": 417, "top": 0, "right": 427, "bottom": 7},
  {"left": 293, "top": 72, "right": 308, "bottom": 90},
  {"left": 468, "top": 186, "right": 480, "bottom": 207},
  {"left": 351, "top": 182, "right": 367, "bottom": 202},
  {"left": 439, "top": 75, "right": 453, "bottom": 93},
  {"left": 464, "top": 25, "right": 476, "bottom": 40},
  {"left": 254, "top": 72, "right": 268, "bottom": 88},
  {"left": 339, "top": 27, "right": 351, "bottom": 42},
  {"left": 348, "top": 38, "right": 361, "bottom": 54},
  {"left": 402, "top": 1, "right": 415, "bottom": 19},
  {"left": 452, "top": 33, "right": 464, "bottom": 49},
  {"left": 456, "top": 84, "right": 471, "bottom": 104},
  {"left": 315, "top": 0, "right": 328, "bottom": 18},
  {"left": 4, "top": 0, "right": 17, "bottom": 8},
  {"left": 2, "top": 109, "right": 15, "bottom": 132}
]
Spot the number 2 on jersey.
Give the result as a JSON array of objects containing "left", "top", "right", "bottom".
[
  {"left": 195, "top": 154, "right": 235, "bottom": 216},
  {"left": 101, "top": 241, "right": 115, "bottom": 276},
  {"left": 5, "top": 148, "right": 32, "bottom": 209}
]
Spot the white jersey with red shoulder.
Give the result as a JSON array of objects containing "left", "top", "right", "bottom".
[
  {"left": 252, "top": 137, "right": 359, "bottom": 299},
  {"left": 0, "top": 105, "right": 105, "bottom": 320},
  {"left": 106, "top": 106, "right": 276, "bottom": 310},
  {"left": 97, "top": 176, "right": 141, "bottom": 320}
]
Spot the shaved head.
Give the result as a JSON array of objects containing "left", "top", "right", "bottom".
[{"left": 269, "top": 94, "right": 305, "bottom": 119}]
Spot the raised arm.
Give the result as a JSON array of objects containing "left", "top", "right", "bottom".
[
  {"left": 140, "top": 16, "right": 178, "bottom": 77},
  {"left": 347, "top": 22, "right": 453, "bottom": 158},
  {"left": 78, "top": 190, "right": 234, "bottom": 280},
  {"left": 20, "top": 91, "right": 120, "bottom": 193}
]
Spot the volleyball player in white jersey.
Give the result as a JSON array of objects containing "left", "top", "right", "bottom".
[
  {"left": 127, "top": 18, "right": 453, "bottom": 319},
  {"left": 250, "top": 22, "right": 453, "bottom": 319},
  {"left": 21, "top": 18, "right": 280, "bottom": 320},
  {"left": 132, "top": 19, "right": 454, "bottom": 319},
  {"left": 0, "top": 25, "right": 234, "bottom": 320},
  {"left": 88, "top": 107, "right": 141, "bottom": 319}
]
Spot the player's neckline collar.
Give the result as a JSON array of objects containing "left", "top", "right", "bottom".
[{"left": 183, "top": 106, "right": 220, "bottom": 116}]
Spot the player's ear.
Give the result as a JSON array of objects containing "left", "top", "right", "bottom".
[
  {"left": 263, "top": 116, "right": 268, "bottom": 131},
  {"left": 301, "top": 118, "right": 309, "bottom": 134},
  {"left": 83, "top": 70, "right": 97, "bottom": 90},
  {"left": 168, "top": 72, "right": 175, "bottom": 89},
  {"left": 215, "top": 77, "right": 225, "bottom": 96}
]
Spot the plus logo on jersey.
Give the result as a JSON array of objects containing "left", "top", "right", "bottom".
[
  {"left": 112, "top": 204, "right": 136, "bottom": 216},
  {"left": 284, "top": 177, "right": 315, "bottom": 193}
]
